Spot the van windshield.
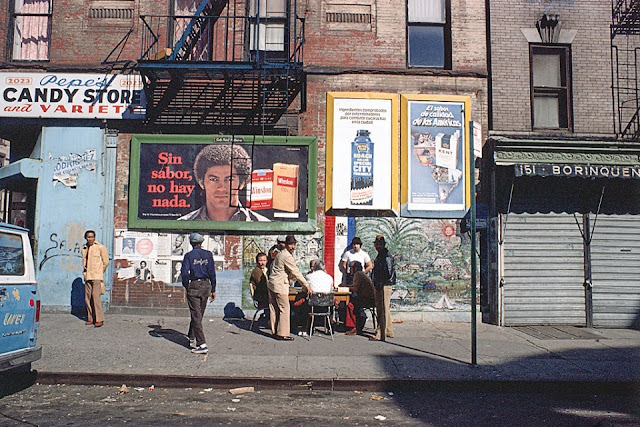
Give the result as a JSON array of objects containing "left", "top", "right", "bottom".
[{"left": 0, "top": 231, "right": 25, "bottom": 276}]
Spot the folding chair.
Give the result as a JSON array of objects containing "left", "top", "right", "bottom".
[
  {"left": 249, "top": 300, "right": 269, "bottom": 331},
  {"left": 249, "top": 279, "right": 269, "bottom": 331},
  {"left": 363, "top": 305, "right": 376, "bottom": 330},
  {"left": 308, "top": 292, "right": 334, "bottom": 340}
]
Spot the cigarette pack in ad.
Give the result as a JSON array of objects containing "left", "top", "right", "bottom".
[
  {"left": 272, "top": 163, "right": 299, "bottom": 212},
  {"left": 248, "top": 169, "right": 273, "bottom": 210},
  {"left": 435, "top": 130, "right": 459, "bottom": 170}
]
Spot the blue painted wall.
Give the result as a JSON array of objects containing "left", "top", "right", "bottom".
[{"left": 33, "top": 127, "right": 114, "bottom": 311}]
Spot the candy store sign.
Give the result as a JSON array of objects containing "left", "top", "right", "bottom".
[{"left": 0, "top": 72, "right": 146, "bottom": 119}]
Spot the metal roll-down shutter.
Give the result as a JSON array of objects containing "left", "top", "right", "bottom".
[
  {"left": 590, "top": 215, "right": 640, "bottom": 328},
  {"left": 501, "top": 213, "right": 585, "bottom": 325}
]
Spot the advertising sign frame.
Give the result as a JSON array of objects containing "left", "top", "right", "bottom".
[
  {"left": 128, "top": 134, "right": 318, "bottom": 232},
  {"left": 400, "top": 94, "right": 471, "bottom": 219},
  {"left": 325, "top": 92, "right": 399, "bottom": 216}
]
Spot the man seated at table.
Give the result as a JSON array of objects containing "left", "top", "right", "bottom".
[
  {"left": 293, "top": 260, "right": 334, "bottom": 335},
  {"left": 344, "top": 261, "right": 376, "bottom": 336}
]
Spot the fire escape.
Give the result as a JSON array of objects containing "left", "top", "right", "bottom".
[
  {"left": 134, "top": 0, "right": 305, "bottom": 133},
  {"left": 611, "top": 0, "right": 640, "bottom": 140}
]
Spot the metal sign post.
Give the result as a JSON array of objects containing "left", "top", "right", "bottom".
[{"left": 469, "top": 121, "right": 477, "bottom": 365}]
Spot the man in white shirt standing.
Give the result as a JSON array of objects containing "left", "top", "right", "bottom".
[{"left": 340, "top": 237, "right": 373, "bottom": 285}]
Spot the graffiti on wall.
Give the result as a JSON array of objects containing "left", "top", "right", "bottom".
[
  {"left": 354, "top": 217, "right": 473, "bottom": 311},
  {"left": 38, "top": 222, "right": 85, "bottom": 272}
]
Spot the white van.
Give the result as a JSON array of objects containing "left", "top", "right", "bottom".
[{"left": 0, "top": 223, "right": 41, "bottom": 373}]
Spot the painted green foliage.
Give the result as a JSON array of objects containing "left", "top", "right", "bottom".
[{"left": 355, "top": 217, "right": 472, "bottom": 309}]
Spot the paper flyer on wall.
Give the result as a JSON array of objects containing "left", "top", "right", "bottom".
[
  {"left": 153, "top": 258, "right": 172, "bottom": 284},
  {"left": 156, "top": 233, "right": 172, "bottom": 257}
]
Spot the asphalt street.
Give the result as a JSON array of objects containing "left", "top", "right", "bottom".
[{"left": 1, "top": 383, "right": 639, "bottom": 426}]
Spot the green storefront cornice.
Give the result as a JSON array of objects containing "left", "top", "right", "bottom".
[{"left": 494, "top": 149, "right": 640, "bottom": 165}]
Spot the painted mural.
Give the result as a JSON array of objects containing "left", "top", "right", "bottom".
[
  {"left": 110, "top": 217, "right": 473, "bottom": 315},
  {"left": 354, "top": 217, "right": 473, "bottom": 312}
]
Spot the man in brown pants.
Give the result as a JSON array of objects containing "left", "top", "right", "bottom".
[
  {"left": 81, "top": 230, "right": 109, "bottom": 327},
  {"left": 267, "top": 235, "right": 314, "bottom": 340}
]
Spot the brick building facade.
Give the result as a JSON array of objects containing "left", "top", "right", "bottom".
[
  {"left": 484, "top": 0, "right": 640, "bottom": 327},
  {"left": 0, "top": 0, "right": 488, "bottom": 316}
]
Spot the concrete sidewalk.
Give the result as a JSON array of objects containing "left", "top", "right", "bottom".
[{"left": 33, "top": 313, "right": 640, "bottom": 390}]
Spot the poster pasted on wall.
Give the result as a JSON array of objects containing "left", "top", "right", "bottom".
[
  {"left": 326, "top": 92, "right": 398, "bottom": 215},
  {"left": 129, "top": 135, "right": 317, "bottom": 232},
  {"left": 112, "top": 230, "right": 235, "bottom": 312},
  {"left": 111, "top": 230, "right": 323, "bottom": 312},
  {"left": 401, "top": 95, "right": 471, "bottom": 219}
]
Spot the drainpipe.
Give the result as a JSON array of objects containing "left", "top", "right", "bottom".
[{"left": 101, "top": 127, "right": 118, "bottom": 310}]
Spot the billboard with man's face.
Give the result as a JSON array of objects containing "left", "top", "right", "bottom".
[{"left": 129, "top": 135, "right": 318, "bottom": 232}]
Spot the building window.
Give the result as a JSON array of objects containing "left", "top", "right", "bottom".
[
  {"left": 530, "top": 45, "right": 572, "bottom": 130},
  {"left": 10, "top": 0, "right": 52, "bottom": 61},
  {"left": 172, "top": 0, "right": 211, "bottom": 61},
  {"left": 407, "top": 0, "right": 450, "bottom": 68},
  {"left": 249, "top": 0, "right": 287, "bottom": 55}
]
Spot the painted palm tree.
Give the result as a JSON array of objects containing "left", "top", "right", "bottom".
[{"left": 355, "top": 217, "right": 426, "bottom": 257}]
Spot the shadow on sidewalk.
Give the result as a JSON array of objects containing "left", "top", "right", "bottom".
[
  {"left": 384, "top": 341, "right": 469, "bottom": 365},
  {"left": 224, "top": 317, "right": 276, "bottom": 339},
  {"left": 147, "top": 325, "right": 190, "bottom": 349}
]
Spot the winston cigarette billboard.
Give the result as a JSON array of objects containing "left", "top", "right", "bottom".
[{"left": 129, "top": 135, "right": 318, "bottom": 232}]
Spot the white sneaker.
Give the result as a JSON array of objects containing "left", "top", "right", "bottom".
[
  {"left": 189, "top": 338, "right": 197, "bottom": 349},
  {"left": 191, "top": 344, "right": 208, "bottom": 354}
]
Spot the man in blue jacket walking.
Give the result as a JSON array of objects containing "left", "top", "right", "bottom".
[{"left": 181, "top": 233, "right": 216, "bottom": 354}]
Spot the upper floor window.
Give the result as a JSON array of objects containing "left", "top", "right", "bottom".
[
  {"left": 10, "top": 0, "right": 52, "bottom": 61},
  {"left": 173, "top": 0, "right": 211, "bottom": 61},
  {"left": 407, "top": 0, "right": 451, "bottom": 68},
  {"left": 249, "top": 0, "right": 287, "bottom": 56},
  {"left": 530, "top": 45, "right": 572, "bottom": 130}
]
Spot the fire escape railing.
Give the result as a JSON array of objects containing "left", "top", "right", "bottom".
[
  {"left": 138, "top": 11, "right": 304, "bottom": 67},
  {"left": 611, "top": 0, "right": 640, "bottom": 140},
  {"left": 612, "top": 0, "right": 640, "bottom": 36}
]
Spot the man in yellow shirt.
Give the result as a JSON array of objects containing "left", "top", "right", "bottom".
[{"left": 81, "top": 230, "right": 109, "bottom": 327}]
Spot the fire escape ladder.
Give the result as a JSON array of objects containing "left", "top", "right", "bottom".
[
  {"left": 146, "top": 72, "right": 185, "bottom": 124},
  {"left": 134, "top": 0, "right": 304, "bottom": 128},
  {"left": 170, "top": 0, "right": 229, "bottom": 61},
  {"left": 229, "top": 135, "right": 256, "bottom": 209}
]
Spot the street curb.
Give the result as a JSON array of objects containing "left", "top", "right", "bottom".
[{"left": 36, "top": 372, "right": 640, "bottom": 394}]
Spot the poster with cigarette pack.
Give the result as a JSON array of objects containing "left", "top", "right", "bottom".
[
  {"left": 401, "top": 95, "right": 470, "bottom": 219},
  {"left": 129, "top": 135, "right": 317, "bottom": 231}
]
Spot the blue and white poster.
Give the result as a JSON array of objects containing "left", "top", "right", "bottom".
[{"left": 401, "top": 96, "right": 470, "bottom": 218}]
